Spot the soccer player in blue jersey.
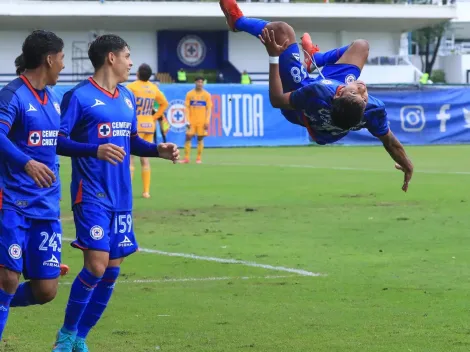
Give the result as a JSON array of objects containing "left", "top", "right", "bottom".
[
  {"left": 220, "top": 0, "right": 413, "bottom": 192},
  {"left": 52, "top": 34, "right": 179, "bottom": 352},
  {"left": 0, "top": 30, "right": 69, "bottom": 342}
]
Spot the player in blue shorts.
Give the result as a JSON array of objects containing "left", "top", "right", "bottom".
[
  {"left": 0, "top": 30, "right": 69, "bottom": 342},
  {"left": 52, "top": 34, "right": 179, "bottom": 352},
  {"left": 220, "top": 0, "right": 413, "bottom": 192}
]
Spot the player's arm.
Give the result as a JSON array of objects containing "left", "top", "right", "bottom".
[
  {"left": 258, "top": 28, "right": 293, "bottom": 110},
  {"left": 205, "top": 93, "right": 212, "bottom": 128},
  {"left": 0, "top": 90, "right": 32, "bottom": 168},
  {"left": 129, "top": 95, "right": 179, "bottom": 162},
  {"left": 130, "top": 134, "right": 177, "bottom": 162},
  {"left": 185, "top": 93, "right": 191, "bottom": 126},
  {"left": 379, "top": 131, "right": 413, "bottom": 192},
  {"left": 367, "top": 108, "right": 413, "bottom": 192},
  {"left": 57, "top": 92, "right": 125, "bottom": 165},
  {"left": 0, "top": 89, "right": 56, "bottom": 187},
  {"left": 153, "top": 90, "right": 168, "bottom": 120}
]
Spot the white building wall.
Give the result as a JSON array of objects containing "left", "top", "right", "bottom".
[
  {"left": 229, "top": 30, "right": 402, "bottom": 74},
  {"left": 461, "top": 55, "right": 470, "bottom": 83},
  {"left": 228, "top": 30, "right": 337, "bottom": 73},
  {"left": 0, "top": 30, "right": 157, "bottom": 75},
  {"left": 360, "top": 65, "right": 416, "bottom": 84},
  {"left": 440, "top": 54, "right": 470, "bottom": 83},
  {"left": 0, "top": 29, "right": 414, "bottom": 84}
]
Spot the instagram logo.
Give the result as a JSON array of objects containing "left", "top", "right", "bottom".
[{"left": 400, "top": 105, "right": 426, "bottom": 132}]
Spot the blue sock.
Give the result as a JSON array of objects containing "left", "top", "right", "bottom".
[
  {"left": 10, "top": 282, "right": 37, "bottom": 307},
  {"left": 0, "top": 289, "right": 14, "bottom": 340},
  {"left": 234, "top": 17, "right": 269, "bottom": 38},
  {"left": 76, "top": 267, "right": 120, "bottom": 339},
  {"left": 62, "top": 268, "right": 102, "bottom": 332},
  {"left": 313, "top": 45, "right": 350, "bottom": 67}
]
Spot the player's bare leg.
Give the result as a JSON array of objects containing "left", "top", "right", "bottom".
[
  {"left": 140, "top": 156, "right": 151, "bottom": 198},
  {"left": 10, "top": 272, "right": 67, "bottom": 310},
  {"left": 335, "top": 39, "right": 369, "bottom": 70},
  {"left": 301, "top": 33, "right": 368, "bottom": 73},
  {"left": 28, "top": 279, "right": 59, "bottom": 304},
  {"left": 180, "top": 133, "right": 193, "bottom": 163},
  {"left": 196, "top": 136, "right": 204, "bottom": 164},
  {"left": 130, "top": 155, "right": 135, "bottom": 181}
]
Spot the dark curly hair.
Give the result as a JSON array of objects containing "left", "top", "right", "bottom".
[{"left": 15, "top": 30, "right": 64, "bottom": 75}]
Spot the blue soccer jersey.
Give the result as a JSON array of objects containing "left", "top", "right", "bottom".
[
  {"left": 0, "top": 76, "right": 61, "bottom": 219},
  {"left": 59, "top": 78, "right": 137, "bottom": 211},
  {"left": 288, "top": 79, "right": 390, "bottom": 145}
]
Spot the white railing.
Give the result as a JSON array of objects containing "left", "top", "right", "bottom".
[
  {"left": 439, "top": 42, "right": 470, "bottom": 55},
  {"left": 366, "top": 55, "right": 409, "bottom": 65}
]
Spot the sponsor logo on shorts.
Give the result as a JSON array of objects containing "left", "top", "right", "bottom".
[
  {"left": 118, "top": 236, "right": 134, "bottom": 248},
  {"left": 90, "top": 225, "right": 104, "bottom": 240},
  {"left": 345, "top": 74, "right": 357, "bottom": 84},
  {"left": 321, "top": 79, "right": 332, "bottom": 85},
  {"left": 15, "top": 200, "right": 28, "bottom": 207},
  {"left": 9, "top": 244, "right": 22, "bottom": 260},
  {"left": 43, "top": 254, "right": 60, "bottom": 268}
]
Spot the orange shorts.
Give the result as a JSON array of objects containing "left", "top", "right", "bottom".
[
  {"left": 138, "top": 132, "right": 154, "bottom": 143},
  {"left": 187, "top": 123, "right": 207, "bottom": 137}
]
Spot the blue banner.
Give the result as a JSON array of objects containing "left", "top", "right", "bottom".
[
  {"left": 340, "top": 87, "right": 470, "bottom": 145},
  {"left": 157, "top": 84, "right": 308, "bottom": 147},
  {"left": 51, "top": 84, "right": 470, "bottom": 147},
  {"left": 157, "top": 31, "right": 227, "bottom": 76}
]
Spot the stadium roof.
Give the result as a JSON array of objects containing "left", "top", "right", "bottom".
[{"left": 0, "top": 1, "right": 456, "bottom": 32}]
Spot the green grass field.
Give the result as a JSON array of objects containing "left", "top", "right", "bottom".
[{"left": 4, "top": 145, "right": 470, "bottom": 352}]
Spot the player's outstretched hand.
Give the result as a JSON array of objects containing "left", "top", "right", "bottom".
[
  {"left": 97, "top": 143, "right": 126, "bottom": 165},
  {"left": 395, "top": 162, "right": 413, "bottom": 192},
  {"left": 25, "top": 160, "right": 56, "bottom": 188},
  {"left": 157, "top": 143, "right": 180, "bottom": 164},
  {"left": 258, "top": 27, "right": 289, "bottom": 57}
]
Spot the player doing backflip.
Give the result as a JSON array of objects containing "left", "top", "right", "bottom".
[{"left": 220, "top": 0, "right": 414, "bottom": 192}]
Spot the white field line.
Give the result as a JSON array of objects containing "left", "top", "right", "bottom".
[
  {"left": 59, "top": 275, "right": 294, "bottom": 286},
  {"left": 58, "top": 154, "right": 470, "bottom": 175},
  {"left": 204, "top": 162, "right": 470, "bottom": 176},
  {"left": 138, "top": 248, "right": 321, "bottom": 277},
  {"left": 62, "top": 237, "right": 323, "bottom": 277}
]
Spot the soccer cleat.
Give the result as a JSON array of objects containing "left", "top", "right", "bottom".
[
  {"left": 72, "top": 337, "right": 89, "bottom": 352},
  {"left": 196, "top": 158, "right": 202, "bottom": 164},
  {"left": 60, "top": 264, "right": 70, "bottom": 276},
  {"left": 219, "top": 0, "right": 244, "bottom": 32},
  {"left": 142, "top": 192, "right": 151, "bottom": 199},
  {"left": 52, "top": 329, "right": 76, "bottom": 352},
  {"left": 300, "top": 33, "right": 320, "bottom": 73},
  {"left": 178, "top": 158, "right": 190, "bottom": 164}
]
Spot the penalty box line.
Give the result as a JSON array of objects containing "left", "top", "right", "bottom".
[{"left": 62, "top": 238, "right": 324, "bottom": 277}]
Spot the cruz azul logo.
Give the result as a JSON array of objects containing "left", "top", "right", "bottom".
[
  {"left": 28, "top": 130, "right": 58, "bottom": 146},
  {"left": 97, "top": 122, "right": 132, "bottom": 138}
]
